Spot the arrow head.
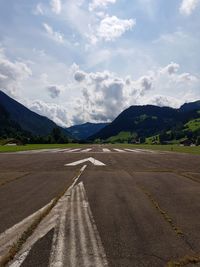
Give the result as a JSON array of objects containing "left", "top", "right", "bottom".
[{"left": 65, "top": 157, "right": 106, "bottom": 166}]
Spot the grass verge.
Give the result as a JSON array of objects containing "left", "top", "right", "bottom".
[{"left": 0, "top": 143, "right": 86, "bottom": 153}]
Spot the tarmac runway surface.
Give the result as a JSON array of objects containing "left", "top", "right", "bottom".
[{"left": 0, "top": 145, "right": 200, "bottom": 267}]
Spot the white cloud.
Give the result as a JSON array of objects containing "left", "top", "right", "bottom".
[
  {"left": 74, "top": 70, "right": 86, "bottom": 82},
  {"left": 179, "top": 0, "right": 200, "bottom": 15},
  {"left": 27, "top": 100, "right": 71, "bottom": 127},
  {"left": 89, "top": 0, "right": 116, "bottom": 11},
  {"left": 50, "top": 0, "right": 62, "bottom": 14},
  {"left": 34, "top": 3, "right": 45, "bottom": 15},
  {"left": 43, "top": 23, "right": 65, "bottom": 44},
  {"left": 72, "top": 62, "right": 199, "bottom": 123},
  {"left": 0, "top": 49, "right": 32, "bottom": 97},
  {"left": 95, "top": 15, "right": 136, "bottom": 42},
  {"left": 73, "top": 69, "right": 155, "bottom": 122},
  {"left": 47, "top": 85, "right": 64, "bottom": 98},
  {"left": 149, "top": 95, "right": 181, "bottom": 108},
  {"left": 160, "top": 62, "right": 180, "bottom": 75},
  {"left": 60, "top": 1, "right": 135, "bottom": 45},
  {"left": 176, "top": 72, "right": 198, "bottom": 83}
]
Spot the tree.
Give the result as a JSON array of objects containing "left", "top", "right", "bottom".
[
  {"left": 196, "top": 136, "right": 200, "bottom": 146},
  {"left": 52, "top": 127, "right": 62, "bottom": 143}
]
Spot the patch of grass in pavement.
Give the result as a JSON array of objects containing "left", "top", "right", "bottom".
[
  {"left": 139, "top": 186, "right": 185, "bottom": 238},
  {"left": 167, "top": 253, "right": 200, "bottom": 266},
  {"left": 0, "top": 143, "right": 86, "bottom": 153},
  {"left": 176, "top": 172, "right": 200, "bottom": 184},
  {"left": 108, "top": 144, "right": 200, "bottom": 155},
  {"left": 0, "top": 172, "right": 29, "bottom": 187},
  {"left": 139, "top": 185, "right": 200, "bottom": 267}
]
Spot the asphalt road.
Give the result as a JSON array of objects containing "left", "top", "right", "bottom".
[{"left": 0, "top": 146, "right": 200, "bottom": 267}]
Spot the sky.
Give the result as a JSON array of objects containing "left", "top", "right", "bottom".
[{"left": 0, "top": 0, "right": 200, "bottom": 127}]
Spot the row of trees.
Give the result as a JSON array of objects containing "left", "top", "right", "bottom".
[
  {"left": 28, "top": 128, "right": 70, "bottom": 144},
  {"left": 0, "top": 127, "right": 72, "bottom": 145}
]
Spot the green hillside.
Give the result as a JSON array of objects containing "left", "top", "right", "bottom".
[
  {"left": 90, "top": 102, "right": 200, "bottom": 145},
  {"left": 185, "top": 118, "right": 200, "bottom": 132},
  {"left": 106, "top": 131, "right": 136, "bottom": 143}
]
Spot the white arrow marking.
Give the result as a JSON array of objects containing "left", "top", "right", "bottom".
[
  {"left": 65, "top": 157, "right": 106, "bottom": 166},
  {"left": 8, "top": 165, "right": 87, "bottom": 267}
]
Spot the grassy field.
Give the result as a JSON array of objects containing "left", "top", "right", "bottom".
[
  {"left": 0, "top": 143, "right": 200, "bottom": 155},
  {"left": 109, "top": 144, "right": 200, "bottom": 155},
  {"left": 0, "top": 143, "right": 85, "bottom": 153}
]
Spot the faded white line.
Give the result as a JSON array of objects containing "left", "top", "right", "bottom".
[
  {"left": 113, "top": 149, "right": 126, "bottom": 153},
  {"left": 49, "top": 165, "right": 87, "bottom": 267},
  {"left": 58, "top": 148, "right": 71, "bottom": 153},
  {"left": 67, "top": 148, "right": 81, "bottom": 153},
  {"left": 48, "top": 149, "right": 66, "bottom": 153},
  {"left": 49, "top": 198, "right": 70, "bottom": 267},
  {"left": 0, "top": 200, "right": 54, "bottom": 259},
  {"left": 76, "top": 185, "right": 90, "bottom": 267},
  {"left": 65, "top": 182, "right": 108, "bottom": 267},
  {"left": 124, "top": 149, "right": 141, "bottom": 153},
  {"left": 7, "top": 165, "right": 87, "bottom": 267},
  {"left": 7, "top": 166, "right": 108, "bottom": 267},
  {"left": 8, "top": 215, "right": 56, "bottom": 267},
  {"left": 69, "top": 189, "right": 76, "bottom": 267},
  {"left": 102, "top": 148, "right": 111, "bottom": 152},
  {"left": 134, "top": 149, "right": 156, "bottom": 153},
  {"left": 79, "top": 183, "right": 109, "bottom": 266},
  {"left": 81, "top": 148, "right": 92, "bottom": 153}
]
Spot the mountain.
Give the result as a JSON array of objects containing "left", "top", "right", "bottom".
[
  {"left": 67, "top": 122, "right": 109, "bottom": 140},
  {"left": 89, "top": 103, "right": 200, "bottom": 143},
  {"left": 90, "top": 105, "right": 178, "bottom": 140},
  {"left": 0, "top": 102, "right": 30, "bottom": 140},
  {"left": 0, "top": 90, "right": 69, "bottom": 136},
  {"left": 180, "top": 100, "right": 200, "bottom": 113}
]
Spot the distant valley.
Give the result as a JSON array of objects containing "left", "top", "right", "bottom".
[{"left": 67, "top": 122, "right": 109, "bottom": 140}]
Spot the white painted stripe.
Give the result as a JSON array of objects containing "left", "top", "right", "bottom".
[
  {"left": 7, "top": 214, "right": 56, "bottom": 267},
  {"left": 65, "top": 182, "right": 108, "bottom": 267},
  {"left": 7, "top": 165, "right": 87, "bottom": 267},
  {"left": 69, "top": 189, "right": 76, "bottom": 267},
  {"left": 10, "top": 177, "right": 108, "bottom": 267},
  {"left": 76, "top": 185, "right": 90, "bottom": 266},
  {"left": 0, "top": 200, "right": 54, "bottom": 257},
  {"left": 58, "top": 148, "right": 71, "bottom": 153},
  {"left": 102, "top": 148, "right": 111, "bottom": 152},
  {"left": 9, "top": 250, "right": 30, "bottom": 267},
  {"left": 67, "top": 148, "right": 81, "bottom": 152},
  {"left": 124, "top": 149, "right": 141, "bottom": 153},
  {"left": 134, "top": 149, "right": 156, "bottom": 153},
  {"left": 79, "top": 183, "right": 109, "bottom": 266},
  {"left": 48, "top": 149, "right": 66, "bottom": 153},
  {"left": 50, "top": 198, "right": 69, "bottom": 267},
  {"left": 49, "top": 165, "right": 87, "bottom": 267},
  {"left": 113, "top": 149, "right": 126, "bottom": 153},
  {"left": 81, "top": 148, "right": 92, "bottom": 153}
]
